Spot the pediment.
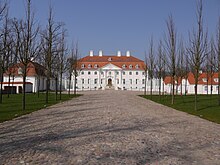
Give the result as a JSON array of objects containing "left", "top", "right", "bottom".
[{"left": 101, "top": 63, "right": 121, "bottom": 70}]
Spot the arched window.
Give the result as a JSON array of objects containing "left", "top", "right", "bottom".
[
  {"left": 18, "top": 67, "right": 23, "bottom": 75},
  {"left": 135, "top": 64, "right": 139, "bottom": 69}
]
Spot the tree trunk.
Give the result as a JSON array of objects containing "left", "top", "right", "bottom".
[
  {"left": 171, "top": 76, "right": 175, "bottom": 104},
  {"left": 150, "top": 78, "right": 152, "bottom": 99},
  {"left": 37, "top": 77, "right": 40, "bottom": 98},
  {"left": 7, "top": 74, "right": 11, "bottom": 98},
  {"left": 159, "top": 78, "right": 161, "bottom": 101},
  {"left": 185, "top": 78, "right": 187, "bottom": 96},
  {"left": 144, "top": 75, "right": 147, "bottom": 96},
  {"left": 206, "top": 75, "right": 208, "bottom": 95},
  {"left": 162, "top": 80, "right": 165, "bottom": 96},
  {"left": 68, "top": 74, "right": 71, "bottom": 97},
  {"left": 74, "top": 75, "right": 77, "bottom": 95},
  {"left": 180, "top": 78, "right": 183, "bottom": 96},
  {"left": 59, "top": 73, "right": 62, "bottom": 100},
  {"left": 55, "top": 77, "right": 58, "bottom": 101},
  {"left": 194, "top": 84, "right": 198, "bottom": 111},
  {"left": 46, "top": 77, "right": 49, "bottom": 104},
  {"left": 0, "top": 72, "right": 3, "bottom": 104},
  {"left": 22, "top": 67, "right": 27, "bottom": 111}
]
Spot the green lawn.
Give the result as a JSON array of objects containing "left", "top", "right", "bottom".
[
  {"left": 0, "top": 93, "right": 81, "bottom": 123},
  {"left": 140, "top": 94, "right": 220, "bottom": 124}
]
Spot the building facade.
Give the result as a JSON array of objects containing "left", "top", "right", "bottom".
[
  {"left": 164, "top": 72, "right": 219, "bottom": 95},
  {"left": 3, "top": 61, "right": 56, "bottom": 93},
  {"left": 69, "top": 50, "right": 162, "bottom": 92}
]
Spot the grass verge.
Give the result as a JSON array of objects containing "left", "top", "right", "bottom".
[
  {"left": 0, "top": 93, "right": 81, "bottom": 123},
  {"left": 140, "top": 95, "right": 220, "bottom": 124}
]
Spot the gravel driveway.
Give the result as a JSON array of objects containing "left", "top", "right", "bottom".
[{"left": 0, "top": 90, "right": 220, "bottom": 165}]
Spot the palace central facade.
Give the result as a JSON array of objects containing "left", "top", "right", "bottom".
[{"left": 72, "top": 50, "right": 150, "bottom": 91}]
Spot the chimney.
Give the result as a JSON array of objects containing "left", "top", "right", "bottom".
[
  {"left": 117, "top": 51, "right": 121, "bottom": 57},
  {"left": 126, "top": 50, "right": 131, "bottom": 57},
  {"left": 99, "top": 50, "right": 103, "bottom": 57},
  {"left": 89, "top": 50, "right": 94, "bottom": 57}
]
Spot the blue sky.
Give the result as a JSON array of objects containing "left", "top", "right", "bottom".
[{"left": 8, "top": 0, "right": 220, "bottom": 60}]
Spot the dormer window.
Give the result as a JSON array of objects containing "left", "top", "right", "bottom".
[
  {"left": 214, "top": 78, "right": 218, "bottom": 82},
  {"left": 18, "top": 67, "right": 23, "bottom": 75},
  {"left": 88, "top": 64, "right": 92, "bottom": 69},
  {"left": 108, "top": 57, "right": 112, "bottom": 61},
  {"left": 122, "top": 64, "right": 126, "bottom": 69},
  {"left": 202, "top": 78, "right": 207, "bottom": 82},
  {"left": 135, "top": 64, "right": 139, "bottom": 69},
  {"left": 94, "top": 64, "right": 98, "bottom": 68},
  {"left": 81, "top": 64, "right": 85, "bottom": 68},
  {"left": 129, "top": 65, "right": 133, "bottom": 69}
]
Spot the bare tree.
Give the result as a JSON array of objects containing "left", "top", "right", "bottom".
[
  {"left": 216, "top": 17, "right": 220, "bottom": 105},
  {"left": 165, "top": 14, "right": 177, "bottom": 104},
  {"left": 0, "top": 4, "right": 10, "bottom": 103},
  {"left": 177, "top": 38, "right": 185, "bottom": 96},
  {"left": 155, "top": 40, "right": 163, "bottom": 100},
  {"left": 58, "top": 29, "right": 68, "bottom": 100},
  {"left": 188, "top": 0, "right": 208, "bottom": 110},
  {"left": 205, "top": 37, "right": 215, "bottom": 96},
  {"left": 147, "top": 37, "right": 155, "bottom": 99},
  {"left": 184, "top": 51, "right": 190, "bottom": 96},
  {"left": 143, "top": 52, "right": 148, "bottom": 96},
  {"left": 13, "top": 0, "right": 40, "bottom": 110},
  {"left": 65, "top": 43, "right": 80, "bottom": 97},
  {"left": 41, "top": 6, "right": 62, "bottom": 103},
  {"left": 72, "top": 43, "right": 80, "bottom": 96}
]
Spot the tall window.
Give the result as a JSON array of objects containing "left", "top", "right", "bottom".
[
  {"left": 136, "top": 79, "right": 138, "bottom": 84},
  {"left": 130, "top": 79, "right": 132, "bottom": 84},
  {"left": 136, "top": 72, "right": 138, "bottom": 75},
  {"left": 88, "top": 71, "right": 91, "bottom": 75},
  {"left": 82, "top": 79, "right": 84, "bottom": 84},
  {"left": 81, "top": 71, "right": 84, "bottom": 75},
  {"left": 142, "top": 79, "right": 145, "bottom": 84},
  {"left": 88, "top": 79, "right": 90, "bottom": 84},
  {"left": 94, "top": 79, "right": 97, "bottom": 84},
  {"left": 129, "top": 72, "right": 132, "bottom": 75},
  {"left": 123, "top": 79, "right": 125, "bottom": 84},
  {"left": 204, "top": 85, "right": 208, "bottom": 91},
  {"left": 123, "top": 71, "right": 125, "bottom": 75},
  {"left": 94, "top": 71, "right": 97, "bottom": 75},
  {"left": 117, "top": 79, "right": 119, "bottom": 84}
]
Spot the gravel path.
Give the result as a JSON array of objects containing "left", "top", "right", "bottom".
[{"left": 0, "top": 90, "right": 220, "bottom": 165}]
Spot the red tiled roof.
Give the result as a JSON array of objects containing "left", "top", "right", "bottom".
[
  {"left": 78, "top": 55, "right": 146, "bottom": 70},
  {"left": 188, "top": 72, "right": 219, "bottom": 85},
  {"left": 163, "top": 76, "right": 181, "bottom": 85},
  {"left": 4, "top": 61, "right": 46, "bottom": 77}
]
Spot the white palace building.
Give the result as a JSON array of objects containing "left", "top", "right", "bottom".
[{"left": 66, "top": 50, "right": 162, "bottom": 91}]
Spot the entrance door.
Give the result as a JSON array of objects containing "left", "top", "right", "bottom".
[
  {"left": 108, "top": 78, "right": 112, "bottom": 86},
  {"left": 19, "top": 86, "right": 22, "bottom": 93}
]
